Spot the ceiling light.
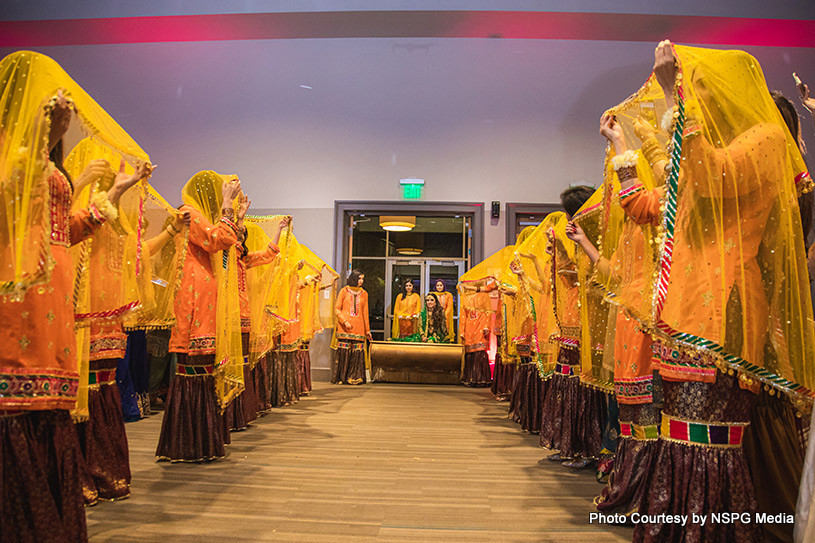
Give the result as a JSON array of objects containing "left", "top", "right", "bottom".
[
  {"left": 380, "top": 216, "right": 416, "bottom": 232},
  {"left": 396, "top": 248, "right": 423, "bottom": 255}
]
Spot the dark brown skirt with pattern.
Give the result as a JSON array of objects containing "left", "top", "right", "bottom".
[
  {"left": 296, "top": 344, "right": 312, "bottom": 395},
  {"left": 253, "top": 354, "right": 271, "bottom": 413},
  {"left": 155, "top": 353, "right": 227, "bottom": 462},
  {"left": 461, "top": 350, "right": 491, "bottom": 387},
  {"left": 0, "top": 409, "right": 88, "bottom": 542},
  {"left": 270, "top": 351, "right": 301, "bottom": 405},
  {"left": 76, "top": 358, "right": 131, "bottom": 502},
  {"left": 491, "top": 356, "right": 517, "bottom": 398},
  {"left": 225, "top": 363, "right": 258, "bottom": 431},
  {"left": 225, "top": 332, "right": 258, "bottom": 431},
  {"left": 634, "top": 373, "right": 762, "bottom": 543},
  {"left": 331, "top": 340, "right": 366, "bottom": 385},
  {"left": 539, "top": 346, "right": 605, "bottom": 457},
  {"left": 509, "top": 360, "right": 530, "bottom": 424},
  {"left": 595, "top": 403, "right": 660, "bottom": 515}
]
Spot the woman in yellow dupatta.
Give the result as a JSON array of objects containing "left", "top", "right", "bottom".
[
  {"left": 65, "top": 127, "right": 156, "bottom": 504},
  {"left": 0, "top": 51, "right": 151, "bottom": 540},
  {"left": 597, "top": 42, "right": 814, "bottom": 542},
  {"left": 225, "top": 204, "right": 286, "bottom": 430},
  {"left": 156, "top": 171, "right": 243, "bottom": 462},
  {"left": 295, "top": 244, "right": 337, "bottom": 396},
  {"left": 391, "top": 278, "right": 421, "bottom": 339},
  {"left": 567, "top": 185, "right": 660, "bottom": 512},
  {"left": 459, "top": 246, "right": 509, "bottom": 388}
]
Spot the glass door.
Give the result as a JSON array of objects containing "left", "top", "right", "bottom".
[
  {"left": 425, "top": 261, "right": 465, "bottom": 340},
  {"left": 385, "top": 261, "right": 423, "bottom": 340}
]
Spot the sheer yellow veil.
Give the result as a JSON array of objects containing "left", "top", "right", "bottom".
[
  {"left": 513, "top": 212, "right": 567, "bottom": 376},
  {"left": 245, "top": 215, "right": 298, "bottom": 335},
  {"left": 572, "top": 186, "right": 614, "bottom": 392},
  {"left": 601, "top": 44, "right": 815, "bottom": 407},
  {"left": 182, "top": 170, "right": 244, "bottom": 409},
  {"left": 244, "top": 221, "right": 275, "bottom": 365},
  {"left": 4, "top": 50, "right": 153, "bottom": 422},
  {"left": 119, "top": 185, "right": 186, "bottom": 330},
  {"left": 0, "top": 51, "right": 148, "bottom": 301}
]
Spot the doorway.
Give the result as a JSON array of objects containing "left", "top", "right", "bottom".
[
  {"left": 334, "top": 202, "right": 484, "bottom": 341},
  {"left": 386, "top": 260, "right": 465, "bottom": 340}
]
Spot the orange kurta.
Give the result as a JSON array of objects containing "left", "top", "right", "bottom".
[
  {"left": 335, "top": 286, "right": 370, "bottom": 341},
  {"left": 0, "top": 168, "right": 106, "bottom": 410},
  {"left": 620, "top": 124, "right": 781, "bottom": 382},
  {"left": 461, "top": 291, "right": 491, "bottom": 353},
  {"left": 280, "top": 275, "right": 305, "bottom": 351},
  {"left": 168, "top": 205, "right": 240, "bottom": 355}
]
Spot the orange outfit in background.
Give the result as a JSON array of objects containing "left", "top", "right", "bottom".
[
  {"left": 461, "top": 291, "right": 491, "bottom": 353},
  {"left": 335, "top": 286, "right": 370, "bottom": 341}
]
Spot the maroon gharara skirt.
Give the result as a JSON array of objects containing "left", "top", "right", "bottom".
[
  {"left": 539, "top": 345, "right": 605, "bottom": 457},
  {"left": 253, "top": 353, "right": 271, "bottom": 413},
  {"left": 461, "top": 350, "right": 491, "bottom": 387},
  {"left": 491, "top": 352, "right": 517, "bottom": 399},
  {"left": 77, "top": 358, "right": 131, "bottom": 502},
  {"left": 634, "top": 373, "right": 762, "bottom": 543},
  {"left": 595, "top": 403, "right": 660, "bottom": 515},
  {"left": 296, "top": 343, "right": 312, "bottom": 395},
  {"left": 331, "top": 340, "right": 366, "bottom": 385},
  {"left": 225, "top": 333, "right": 258, "bottom": 431},
  {"left": 0, "top": 409, "right": 88, "bottom": 542},
  {"left": 270, "top": 350, "right": 300, "bottom": 405},
  {"left": 156, "top": 354, "right": 227, "bottom": 462}
]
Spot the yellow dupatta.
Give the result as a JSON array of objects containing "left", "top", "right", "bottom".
[
  {"left": 512, "top": 213, "right": 566, "bottom": 377},
  {"left": 600, "top": 44, "right": 815, "bottom": 407},
  {"left": 0, "top": 51, "right": 148, "bottom": 302},
  {"left": 572, "top": 186, "right": 615, "bottom": 392},
  {"left": 182, "top": 171, "right": 244, "bottom": 409}
]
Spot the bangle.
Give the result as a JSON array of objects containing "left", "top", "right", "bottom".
[
  {"left": 617, "top": 166, "right": 637, "bottom": 183},
  {"left": 166, "top": 225, "right": 179, "bottom": 235},
  {"left": 221, "top": 208, "right": 235, "bottom": 219},
  {"left": 641, "top": 137, "right": 668, "bottom": 166}
]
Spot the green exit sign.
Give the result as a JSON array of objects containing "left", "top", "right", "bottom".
[{"left": 400, "top": 178, "right": 425, "bottom": 200}]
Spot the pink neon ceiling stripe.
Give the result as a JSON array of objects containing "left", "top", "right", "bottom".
[{"left": 0, "top": 11, "right": 813, "bottom": 48}]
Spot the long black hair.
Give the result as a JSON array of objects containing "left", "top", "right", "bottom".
[
  {"left": 347, "top": 268, "right": 364, "bottom": 287},
  {"left": 425, "top": 292, "right": 447, "bottom": 339}
]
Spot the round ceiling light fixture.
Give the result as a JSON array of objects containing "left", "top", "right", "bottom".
[{"left": 379, "top": 216, "right": 416, "bottom": 232}]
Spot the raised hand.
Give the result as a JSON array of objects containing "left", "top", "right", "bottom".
[
  {"left": 74, "top": 159, "right": 114, "bottom": 193},
  {"left": 565, "top": 221, "right": 585, "bottom": 244},
  {"left": 108, "top": 159, "right": 154, "bottom": 206},
  {"left": 795, "top": 73, "right": 815, "bottom": 113},
  {"left": 654, "top": 39, "right": 677, "bottom": 108},
  {"left": 600, "top": 113, "right": 627, "bottom": 152},
  {"left": 633, "top": 115, "right": 657, "bottom": 142},
  {"left": 236, "top": 193, "right": 251, "bottom": 221},
  {"left": 221, "top": 177, "right": 242, "bottom": 207}
]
